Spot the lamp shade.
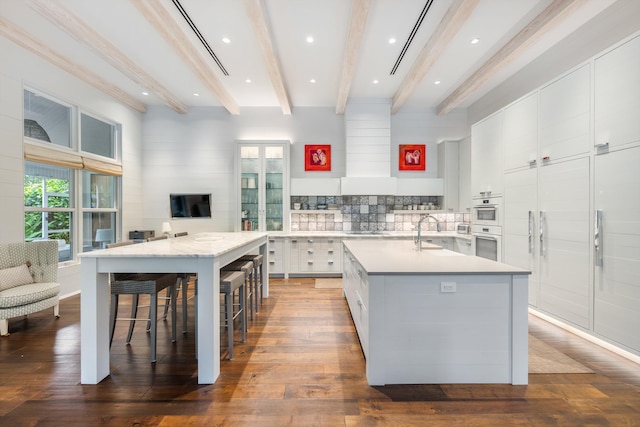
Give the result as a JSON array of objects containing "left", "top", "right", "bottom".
[
  {"left": 161, "top": 222, "right": 172, "bottom": 234},
  {"left": 95, "top": 228, "right": 113, "bottom": 243}
]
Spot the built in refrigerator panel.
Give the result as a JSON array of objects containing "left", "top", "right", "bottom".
[
  {"left": 538, "top": 157, "right": 590, "bottom": 329},
  {"left": 594, "top": 145, "right": 640, "bottom": 353}
]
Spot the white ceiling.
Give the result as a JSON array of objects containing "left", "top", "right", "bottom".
[{"left": 0, "top": 0, "right": 631, "bottom": 115}]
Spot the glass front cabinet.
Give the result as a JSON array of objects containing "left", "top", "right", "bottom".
[{"left": 236, "top": 140, "right": 289, "bottom": 232}]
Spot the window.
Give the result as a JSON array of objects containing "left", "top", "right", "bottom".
[
  {"left": 81, "top": 113, "right": 116, "bottom": 159},
  {"left": 23, "top": 88, "right": 122, "bottom": 262},
  {"left": 23, "top": 89, "right": 72, "bottom": 148},
  {"left": 82, "top": 172, "right": 118, "bottom": 250},
  {"left": 24, "top": 162, "right": 74, "bottom": 262}
]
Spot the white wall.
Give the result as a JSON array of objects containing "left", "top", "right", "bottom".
[
  {"left": 0, "top": 37, "right": 144, "bottom": 297},
  {"left": 141, "top": 105, "right": 468, "bottom": 233}
]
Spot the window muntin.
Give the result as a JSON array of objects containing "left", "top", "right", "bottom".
[
  {"left": 23, "top": 89, "right": 72, "bottom": 148},
  {"left": 82, "top": 171, "right": 118, "bottom": 252}
]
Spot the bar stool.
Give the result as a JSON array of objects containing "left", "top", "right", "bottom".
[
  {"left": 220, "top": 270, "right": 246, "bottom": 360},
  {"left": 222, "top": 260, "right": 255, "bottom": 323},
  {"left": 239, "top": 254, "right": 264, "bottom": 312}
]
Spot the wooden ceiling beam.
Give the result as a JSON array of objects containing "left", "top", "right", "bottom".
[
  {"left": 244, "top": 0, "right": 292, "bottom": 115},
  {"left": 0, "top": 17, "right": 147, "bottom": 113},
  {"left": 335, "top": 0, "right": 371, "bottom": 115},
  {"left": 26, "top": 0, "right": 188, "bottom": 114},
  {"left": 391, "top": 0, "right": 479, "bottom": 115},
  {"left": 130, "top": 0, "right": 239, "bottom": 115},
  {"left": 437, "top": 0, "right": 587, "bottom": 115}
]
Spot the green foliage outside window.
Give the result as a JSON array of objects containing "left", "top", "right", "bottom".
[{"left": 24, "top": 175, "right": 70, "bottom": 242}]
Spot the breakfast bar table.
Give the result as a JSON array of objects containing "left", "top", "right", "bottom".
[{"left": 79, "top": 232, "right": 268, "bottom": 384}]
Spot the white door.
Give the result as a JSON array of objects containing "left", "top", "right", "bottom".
[
  {"left": 538, "top": 157, "right": 590, "bottom": 328},
  {"left": 594, "top": 145, "right": 640, "bottom": 352},
  {"left": 504, "top": 167, "right": 539, "bottom": 307}
]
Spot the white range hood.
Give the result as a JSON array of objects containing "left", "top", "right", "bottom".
[{"left": 341, "top": 100, "right": 397, "bottom": 195}]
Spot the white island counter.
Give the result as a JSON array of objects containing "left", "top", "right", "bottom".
[
  {"left": 342, "top": 239, "right": 530, "bottom": 386},
  {"left": 79, "top": 232, "right": 268, "bottom": 385}
]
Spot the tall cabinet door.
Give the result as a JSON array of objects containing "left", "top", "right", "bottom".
[
  {"left": 238, "top": 142, "right": 289, "bottom": 232},
  {"left": 538, "top": 158, "right": 590, "bottom": 328},
  {"left": 504, "top": 168, "right": 538, "bottom": 306},
  {"left": 594, "top": 34, "right": 640, "bottom": 149},
  {"left": 594, "top": 146, "right": 640, "bottom": 352}
]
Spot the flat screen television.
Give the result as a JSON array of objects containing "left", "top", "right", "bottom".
[{"left": 170, "top": 193, "right": 212, "bottom": 218}]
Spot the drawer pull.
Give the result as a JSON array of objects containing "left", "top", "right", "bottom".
[
  {"left": 328, "top": 260, "right": 334, "bottom": 264},
  {"left": 269, "top": 261, "right": 275, "bottom": 264},
  {"left": 308, "top": 261, "right": 314, "bottom": 265},
  {"left": 328, "top": 239, "right": 334, "bottom": 243},
  {"left": 291, "top": 239, "right": 297, "bottom": 243},
  {"left": 269, "top": 239, "right": 275, "bottom": 243},
  {"left": 307, "top": 249, "right": 314, "bottom": 254},
  {"left": 328, "top": 249, "right": 334, "bottom": 254},
  {"left": 269, "top": 250, "right": 275, "bottom": 254},
  {"left": 308, "top": 239, "right": 314, "bottom": 243}
]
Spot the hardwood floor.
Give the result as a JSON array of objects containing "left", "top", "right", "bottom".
[{"left": 1, "top": 278, "right": 639, "bottom": 426}]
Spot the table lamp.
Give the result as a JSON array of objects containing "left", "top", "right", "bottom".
[{"left": 95, "top": 228, "right": 113, "bottom": 249}]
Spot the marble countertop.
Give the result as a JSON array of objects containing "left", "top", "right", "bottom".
[
  {"left": 79, "top": 232, "right": 268, "bottom": 258},
  {"left": 343, "top": 240, "right": 530, "bottom": 276}
]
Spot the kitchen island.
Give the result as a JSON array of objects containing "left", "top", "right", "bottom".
[
  {"left": 342, "top": 239, "right": 530, "bottom": 386},
  {"left": 79, "top": 232, "right": 268, "bottom": 385}
]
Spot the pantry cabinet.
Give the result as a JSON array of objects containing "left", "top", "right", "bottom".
[
  {"left": 503, "top": 93, "right": 538, "bottom": 172},
  {"left": 593, "top": 145, "right": 640, "bottom": 353},
  {"left": 236, "top": 141, "right": 290, "bottom": 232},
  {"left": 539, "top": 65, "right": 590, "bottom": 162},
  {"left": 471, "top": 111, "right": 503, "bottom": 197},
  {"left": 594, "top": 34, "right": 640, "bottom": 150}
]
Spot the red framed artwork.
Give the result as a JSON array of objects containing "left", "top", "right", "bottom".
[
  {"left": 399, "top": 144, "right": 426, "bottom": 171},
  {"left": 304, "top": 144, "right": 331, "bottom": 171}
]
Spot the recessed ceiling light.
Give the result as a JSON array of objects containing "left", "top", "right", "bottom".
[
  {"left": 434, "top": 80, "right": 441, "bottom": 85},
  {"left": 142, "top": 91, "right": 149, "bottom": 96},
  {"left": 470, "top": 37, "right": 480, "bottom": 45},
  {"left": 389, "top": 37, "right": 396, "bottom": 44},
  {"left": 306, "top": 35, "right": 314, "bottom": 43},
  {"left": 310, "top": 79, "right": 316, "bottom": 83},
  {"left": 373, "top": 79, "right": 379, "bottom": 84},
  {"left": 193, "top": 93, "right": 200, "bottom": 97},
  {"left": 222, "top": 37, "right": 231, "bottom": 44},
  {"left": 245, "top": 79, "right": 252, "bottom": 83}
]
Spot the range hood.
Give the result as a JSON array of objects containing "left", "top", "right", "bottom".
[{"left": 341, "top": 100, "right": 397, "bottom": 195}]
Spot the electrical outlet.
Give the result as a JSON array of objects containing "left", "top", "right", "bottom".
[{"left": 441, "top": 282, "right": 456, "bottom": 293}]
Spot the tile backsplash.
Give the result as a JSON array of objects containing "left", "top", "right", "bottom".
[{"left": 290, "top": 195, "right": 470, "bottom": 232}]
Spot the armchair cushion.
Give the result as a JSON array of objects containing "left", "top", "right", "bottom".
[
  {"left": 0, "top": 282, "right": 60, "bottom": 308},
  {"left": 0, "top": 263, "right": 34, "bottom": 292}
]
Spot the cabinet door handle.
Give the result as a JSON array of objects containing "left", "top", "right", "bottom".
[
  {"left": 269, "top": 261, "right": 275, "bottom": 264},
  {"left": 528, "top": 210, "right": 535, "bottom": 254},
  {"left": 595, "top": 210, "right": 603, "bottom": 267},
  {"left": 269, "top": 250, "right": 275, "bottom": 254},
  {"left": 539, "top": 211, "right": 545, "bottom": 257},
  {"left": 291, "top": 239, "right": 297, "bottom": 243},
  {"left": 307, "top": 249, "right": 313, "bottom": 254},
  {"left": 308, "top": 239, "right": 314, "bottom": 243},
  {"left": 328, "top": 260, "right": 334, "bottom": 264},
  {"left": 328, "top": 249, "right": 334, "bottom": 254},
  {"left": 308, "top": 261, "right": 314, "bottom": 265}
]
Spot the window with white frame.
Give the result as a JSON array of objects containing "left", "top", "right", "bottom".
[{"left": 23, "top": 88, "right": 122, "bottom": 262}]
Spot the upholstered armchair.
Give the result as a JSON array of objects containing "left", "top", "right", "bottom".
[{"left": 0, "top": 241, "right": 61, "bottom": 336}]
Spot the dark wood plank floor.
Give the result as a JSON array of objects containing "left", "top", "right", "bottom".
[{"left": 1, "top": 278, "right": 639, "bottom": 426}]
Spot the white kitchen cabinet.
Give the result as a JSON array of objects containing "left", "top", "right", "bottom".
[
  {"left": 538, "top": 157, "right": 591, "bottom": 329},
  {"left": 438, "top": 140, "right": 459, "bottom": 211},
  {"left": 539, "top": 65, "right": 590, "bottom": 163},
  {"left": 471, "top": 111, "right": 503, "bottom": 197},
  {"left": 504, "top": 168, "right": 539, "bottom": 307},
  {"left": 423, "top": 236, "right": 453, "bottom": 251},
  {"left": 594, "top": 34, "right": 640, "bottom": 151},
  {"left": 288, "top": 237, "right": 300, "bottom": 275},
  {"left": 454, "top": 237, "right": 473, "bottom": 255},
  {"left": 298, "top": 237, "right": 342, "bottom": 274},
  {"left": 267, "top": 236, "right": 285, "bottom": 276},
  {"left": 342, "top": 245, "right": 369, "bottom": 357},
  {"left": 503, "top": 92, "right": 538, "bottom": 172},
  {"left": 237, "top": 141, "right": 290, "bottom": 232},
  {"left": 594, "top": 145, "right": 640, "bottom": 353}
]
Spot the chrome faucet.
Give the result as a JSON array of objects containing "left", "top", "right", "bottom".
[{"left": 416, "top": 214, "right": 441, "bottom": 251}]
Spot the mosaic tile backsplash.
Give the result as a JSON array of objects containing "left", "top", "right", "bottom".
[{"left": 290, "top": 195, "right": 470, "bottom": 232}]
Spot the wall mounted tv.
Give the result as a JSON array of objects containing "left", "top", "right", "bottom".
[{"left": 170, "top": 193, "right": 212, "bottom": 218}]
